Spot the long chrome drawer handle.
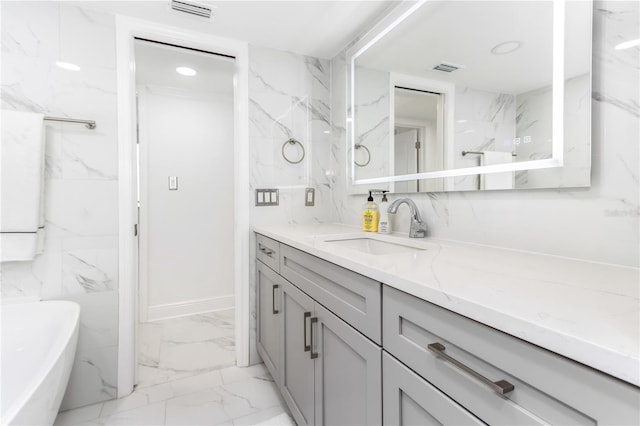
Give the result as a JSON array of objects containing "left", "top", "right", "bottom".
[{"left": 427, "top": 342, "right": 515, "bottom": 395}]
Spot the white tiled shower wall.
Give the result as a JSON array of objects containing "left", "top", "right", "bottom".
[
  {"left": 330, "top": 1, "right": 639, "bottom": 268},
  {"left": 1, "top": 2, "right": 120, "bottom": 409}
]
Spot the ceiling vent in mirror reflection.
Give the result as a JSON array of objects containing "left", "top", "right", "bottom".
[{"left": 170, "top": 0, "right": 213, "bottom": 19}]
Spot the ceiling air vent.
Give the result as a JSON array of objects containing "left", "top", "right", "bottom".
[
  {"left": 170, "top": 0, "right": 213, "bottom": 19},
  {"left": 433, "top": 63, "right": 459, "bottom": 73}
]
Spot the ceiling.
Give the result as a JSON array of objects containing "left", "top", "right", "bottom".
[
  {"left": 357, "top": 1, "right": 592, "bottom": 95},
  {"left": 71, "top": 0, "right": 397, "bottom": 59}
]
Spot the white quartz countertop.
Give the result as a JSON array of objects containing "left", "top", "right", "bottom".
[{"left": 254, "top": 224, "right": 640, "bottom": 387}]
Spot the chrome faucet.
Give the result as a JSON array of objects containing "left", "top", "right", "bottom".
[{"left": 387, "top": 198, "right": 427, "bottom": 238}]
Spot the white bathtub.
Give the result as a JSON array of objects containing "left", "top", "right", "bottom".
[{"left": 1, "top": 300, "right": 80, "bottom": 425}]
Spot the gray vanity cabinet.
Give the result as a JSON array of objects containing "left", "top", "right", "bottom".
[
  {"left": 257, "top": 232, "right": 640, "bottom": 425},
  {"left": 383, "top": 352, "right": 483, "bottom": 426},
  {"left": 256, "top": 262, "right": 282, "bottom": 387},
  {"left": 280, "top": 279, "right": 316, "bottom": 425},
  {"left": 279, "top": 278, "right": 382, "bottom": 426},
  {"left": 383, "top": 285, "right": 640, "bottom": 425},
  {"left": 313, "top": 302, "right": 382, "bottom": 426}
]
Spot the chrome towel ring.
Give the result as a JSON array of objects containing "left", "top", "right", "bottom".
[
  {"left": 354, "top": 144, "right": 371, "bottom": 167},
  {"left": 282, "top": 138, "right": 305, "bottom": 164}
]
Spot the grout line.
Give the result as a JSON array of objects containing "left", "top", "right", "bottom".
[{"left": 97, "top": 402, "right": 105, "bottom": 419}]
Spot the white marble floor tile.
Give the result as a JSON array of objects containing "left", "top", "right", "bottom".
[
  {"left": 81, "top": 402, "right": 166, "bottom": 426},
  {"left": 168, "top": 369, "right": 224, "bottom": 398},
  {"left": 220, "top": 363, "right": 270, "bottom": 385},
  {"left": 231, "top": 405, "right": 291, "bottom": 425},
  {"left": 137, "top": 309, "right": 236, "bottom": 388},
  {"left": 54, "top": 402, "right": 103, "bottom": 426},
  {"left": 165, "top": 388, "right": 252, "bottom": 425},
  {"left": 55, "top": 364, "right": 290, "bottom": 426},
  {"left": 254, "top": 411, "right": 295, "bottom": 426},
  {"left": 100, "top": 383, "right": 174, "bottom": 417},
  {"left": 220, "top": 376, "right": 283, "bottom": 412}
]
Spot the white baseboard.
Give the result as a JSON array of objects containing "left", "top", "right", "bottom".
[{"left": 147, "top": 295, "right": 234, "bottom": 322}]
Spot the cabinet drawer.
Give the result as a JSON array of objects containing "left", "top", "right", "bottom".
[
  {"left": 383, "top": 286, "right": 640, "bottom": 425},
  {"left": 256, "top": 234, "right": 280, "bottom": 273},
  {"left": 383, "top": 351, "right": 483, "bottom": 426},
  {"left": 280, "top": 244, "right": 381, "bottom": 344}
]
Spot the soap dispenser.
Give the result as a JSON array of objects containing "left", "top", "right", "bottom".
[
  {"left": 378, "top": 191, "right": 391, "bottom": 234},
  {"left": 362, "top": 191, "right": 379, "bottom": 232}
]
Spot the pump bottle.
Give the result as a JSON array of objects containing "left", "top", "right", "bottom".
[
  {"left": 378, "top": 191, "right": 391, "bottom": 234},
  {"left": 361, "top": 191, "right": 379, "bottom": 232}
]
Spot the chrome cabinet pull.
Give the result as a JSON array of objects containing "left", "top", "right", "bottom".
[
  {"left": 427, "top": 342, "right": 514, "bottom": 395},
  {"left": 310, "top": 317, "right": 318, "bottom": 359},
  {"left": 303, "top": 312, "right": 311, "bottom": 352},
  {"left": 258, "top": 244, "right": 274, "bottom": 257},
  {"left": 272, "top": 284, "right": 279, "bottom": 314}
]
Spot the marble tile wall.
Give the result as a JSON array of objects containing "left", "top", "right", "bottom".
[
  {"left": 1, "top": 2, "right": 334, "bottom": 404},
  {"left": 515, "top": 73, "right": 592, "bottom": 189},
  {"left": 352, "top": 66, "right": 391, "bottom": 181},
  {"left": 453, "top": 87, "right": 516, "bottom": 190},
  {"left": 1, "top": 1, "right": 119, "bottom": 410},
  {"left": 248, "top": 45, "right": 332, "bottom": 364},
  {"left": 330, "top": 1, "right": 639, "bottom": 268}
]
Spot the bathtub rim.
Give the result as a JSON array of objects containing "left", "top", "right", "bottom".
[{"left": 1, "top": 300, "right": 80, "bottom": 425}]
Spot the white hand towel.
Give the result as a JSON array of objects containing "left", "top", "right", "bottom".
[
  {"left": 1, "top": 110, "right": 46, "bottom": 262},
  {"left": 480, "top": 150, "right": 514, "bottom": 190}
]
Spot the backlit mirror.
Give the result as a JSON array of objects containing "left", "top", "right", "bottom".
[{"left": 348, "top": 0, "right": 592, "bottom": 192}]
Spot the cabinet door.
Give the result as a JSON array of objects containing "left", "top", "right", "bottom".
[
  {"left": 313, "top": 303, "right": 382, "bottom": 426},
  {"left": 280, "top": 280, "right": 315, "bottom": 426},
  {"left": 256, "top": 262, "right": 282, "bottom": 385},
  {"left": 383, "top": 352, "right": 484, "bottom": 426}
]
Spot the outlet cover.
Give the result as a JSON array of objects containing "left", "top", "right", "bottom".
[
  {"left": 305, "top": 188, "right": 315, "bottom": 206},
  {"left": 255, "top": 188, "right": 279, "bottom": 206}
]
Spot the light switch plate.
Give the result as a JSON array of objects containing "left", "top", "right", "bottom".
[
  {"left": 305, "top": 188, "right": 315, "bottom": 206},
  {"left": 255, "top": 188, "right": 279, "bottom": 206},
  {"left": 168, "top": 176, "right": 178, "bottom": 190}
]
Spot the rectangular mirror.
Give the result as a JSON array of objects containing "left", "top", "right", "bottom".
[{"left": 347, "top": 0, "right": 592, "bottom": 192}]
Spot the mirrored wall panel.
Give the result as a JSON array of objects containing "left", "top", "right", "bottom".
[{"left": 348, "top": 0, "right": 592, "bottom": 192}]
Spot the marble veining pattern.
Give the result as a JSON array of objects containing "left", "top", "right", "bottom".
[
  {"left": 138, "top": 310, "right": 236, "bottom": 389},
  {"left": 1, "top": 1, "right": 120, "bottom": 410},
  {"left": 54, "top": 364, "right": 293, "bottom": 426},
  {"left": 248, "top": 45, "right": 332, "bottom": 364}
]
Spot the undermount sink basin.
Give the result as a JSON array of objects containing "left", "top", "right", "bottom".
[{"left": 324, "top": 237, "right": 426, "bottom": 255}]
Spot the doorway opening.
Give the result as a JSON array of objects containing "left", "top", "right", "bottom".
[{"left": 133, "top": 38, "right": 236, "bottom": 388}]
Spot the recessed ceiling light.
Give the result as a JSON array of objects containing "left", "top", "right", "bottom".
[
  {"left": 176, "top": 66, "right": 197, "bottom": 76},
  {"left": 615, "top": 38, "right": 640, "bottom": 50},
  {"left": 491, "top": 41, "right": 522, "bottom": 55},
  {"left": 56, "top": 61, "right": 80, "bottom": 71}
]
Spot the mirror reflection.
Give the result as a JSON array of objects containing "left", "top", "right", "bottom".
[{"left": 349, "top": 0, "right": 592, "bottom": 192}]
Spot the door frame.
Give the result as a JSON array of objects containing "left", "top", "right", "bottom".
[{"left": 116, "top": 15, "right": 250, "bottom": 398}]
